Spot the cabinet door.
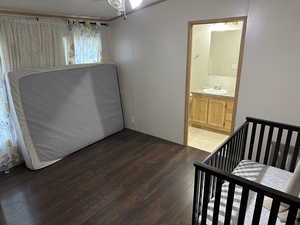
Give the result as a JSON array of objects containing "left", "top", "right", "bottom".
[
  {"left": 192, "top": 95, "right": 208, "bottom": 124},
  {"left": 207, "top": 98, "right": 226, "bottom": 128}
]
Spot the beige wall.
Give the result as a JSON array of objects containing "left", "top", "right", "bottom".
[
  {"left": 190, "top": 24, "right": 211, "bottom": 92},
  {"left": 111, "top": 0, "right": 300, "bottom": 145},
  {"left": 110, "top": 0, "right": 249, "bottom": 144},
  {"left": 209, "top": 30, "right": 242, "bottom": 76},
  {"left": 111, "top": 0, "right": 300, "bottom": 144}
]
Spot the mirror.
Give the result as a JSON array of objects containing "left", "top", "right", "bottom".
[{"left": 208, "top": 29, "right": 242, "bottom": 77}]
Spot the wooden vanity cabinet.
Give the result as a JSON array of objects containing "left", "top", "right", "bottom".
[
  {"left": 191, "top": 95, "right": 208, "bottom": 124},
  {"left": 191, "top": 93, "right": 234, "bottom": 134}
]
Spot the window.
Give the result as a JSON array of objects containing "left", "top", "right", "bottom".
[
  {"left": 65, "top": 24, "right": 102, "bottom": 65},
  {"left": 74, "top": 31, "right": 102, "bottom": 64}
]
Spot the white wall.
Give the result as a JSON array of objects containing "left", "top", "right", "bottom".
[
  {"left": 111, "top": 0, "right": 249, "bottom": 143},
  {"left": 236, "top": 0, "right": 300, "bottom": 127}
]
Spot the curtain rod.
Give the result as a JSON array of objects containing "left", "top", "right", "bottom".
[
  {"left": 69, "top": 20, "right": 109, "bottom": 26},
  {"left": 0, "top": 9, "right": 110, "bottom": 23}
]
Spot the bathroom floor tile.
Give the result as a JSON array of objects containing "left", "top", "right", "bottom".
[{"left": 188, "top": 127, "right": 228, "bottom": 153}]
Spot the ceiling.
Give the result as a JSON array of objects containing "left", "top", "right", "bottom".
[{"left": 0, "top": 0, "right": 158, "bottom": 20}]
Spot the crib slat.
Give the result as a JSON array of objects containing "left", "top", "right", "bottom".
[
  {"left": 219, "top": 151, "right": 222, "bottom": 169},
  {"left": 256, "top": 124, "right": 265, "bottom": 162},
  {"left": 198, "top": 171, "right": 204, "bottom": 217},
  {"left": 207, "top": 160, "right": 213, "bottom": 199},
  {"left": 224, "top": 144, "right": 229, "bottom": 172},
  {"left": 267, "top": 200, "right": 280, "bottom": 225},
  {"left": 251, "top": 193, "right": 264, "bottom": 225},
  {"left": 200, "top": 173, "right": 211, "bottom": 225},
  {"left": 280, "top": 130, "right": 292, "bottom": 169},
  {"left": 231, "top": 136, "right": 236, "bottom": 168},
  {"left": 226, "top": 141, "right": 232, "bottom": 171},
  {"left": 211, "top": 157, "right": 217, "bottom": 198},
  {"left": 230, "top": 139, "right": 236, "bottom": 171},
  {"left": 240, "top": 127, "right": 246, "bottom": 161},
  {"left": 220, "top": 146, "right": 224, "bottom": 171},
  {"left": 222, "top": 146, "right": 226, "bottom": 171},
  {"left": 236, "top": 132, "right": 242, "bottom": 165},
  {"left": 212, "top": 178, "right": 223, "bottom": 225},
  {"left": 290, "top": 132, "right": 300, "bottom": 172},
  {"left": 223, "top": 144, "right": 229, "bottom": 171},
  {"left": 237, "top": 187, "right": 249, "bottom": 225},
  {"left": 236, "top": 129, "right": 243, "bottom": 163},
  {"left": 241, "top": 122, "right": 249, "bottom": 160},
  {"left": 216, "top": 151, "right": 220, "bottom": 170},
  {"left": 286, "top": 205, "right": 298, "bottom": 225},
  {"left": 231, "top": 137, "right": 237, "bottom": 169},
  {"left": 192, "top": 168, "right": 200, "bottom": 225},
  {"left": 224, "top": 145, "right": 228, "bottom": 172},
  {"left": 264, "top": 126, "right": 274, "bottom": 165},
  {"left": 272, "top": 128, "right": 283, "bottom": 166},
  {"left": 231, "top": 139, "right": 236, "bottom": 170},
  {"left": 224, "top": 182, "right": 235, "bottom": 225},
  {"left": 248, "top": 122, "right": 257, "bottom": 160},
  {"left": 220, "top": 148, "right": 224, "bottom": 170}
]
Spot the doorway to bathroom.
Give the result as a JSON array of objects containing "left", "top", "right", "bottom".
[{"left": 184, "top": 17, "right": 247, "bottom": 153}]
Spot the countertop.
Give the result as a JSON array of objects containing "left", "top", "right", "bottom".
[{"left": 191, "top": 90, "right": 235, "bottom": 99}]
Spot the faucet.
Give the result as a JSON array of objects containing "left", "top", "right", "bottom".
[{"left": 214, "top": 85, "right": 222, "bottom": 90}]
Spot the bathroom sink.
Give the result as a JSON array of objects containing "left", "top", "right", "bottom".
[{"left": 202, "top": 88, "right": 227, "bottom": 95}]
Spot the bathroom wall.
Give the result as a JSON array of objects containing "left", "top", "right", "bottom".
[
  {"left": 190, "top": 24, "right": 211, "bottom": 92},
  {"left": 190, "top": 26, "right": 241, "bottom": 95}
]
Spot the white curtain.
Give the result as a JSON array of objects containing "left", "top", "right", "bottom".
[
  {"left": 99, "top": 25, "right": 112, "bottom": 63},
  {"left": 0, "top": 16, "right": 67, "bottom": 71},
  {"left": 0, "top": 16, "right": 68, "bottom": 171}
]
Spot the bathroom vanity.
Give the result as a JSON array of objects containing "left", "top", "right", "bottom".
[{"left": 191, "top": 91, "right": 234, "bottom": 134}]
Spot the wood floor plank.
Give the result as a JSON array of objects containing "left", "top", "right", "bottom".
[{"left": 0, "top": 129, "right": 209, "bottom": 225}]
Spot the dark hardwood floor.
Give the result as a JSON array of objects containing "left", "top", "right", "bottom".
[{"left": 0, "top": 129, "right": 209, "bottom": 225}]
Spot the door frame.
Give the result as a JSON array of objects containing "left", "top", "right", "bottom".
[{"left": 184, "top": 16, "right": 248, "bottom": 145}]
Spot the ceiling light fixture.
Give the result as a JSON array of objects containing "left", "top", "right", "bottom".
[
  {"left": 129, "top": 0, "right": 143, "bottom": 9},
  {"left": 107, "top": 0, "right": 143, "bottom": 19},
  {"left": 107, "top": 0, "right": 126, "bottom": 17}
]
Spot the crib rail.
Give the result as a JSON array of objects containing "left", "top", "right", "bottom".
[{"left": 193, "top": 162, "right": 300, "bottom": 225}]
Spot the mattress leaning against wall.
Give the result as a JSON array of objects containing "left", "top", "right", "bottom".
[{"left": 5, "top": 63, "right": 124, "bottom": 170}]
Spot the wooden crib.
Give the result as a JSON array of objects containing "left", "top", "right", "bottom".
[{"left": 192, "top": 117, "right": 300, "bottom": 225}]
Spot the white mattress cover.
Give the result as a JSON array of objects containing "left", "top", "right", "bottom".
[
  {"left": 200, "top": 160, "right": 293, "bottom": 225},
  {"left": 5, "top": 63, "right": 122, "bottom": 170}
]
